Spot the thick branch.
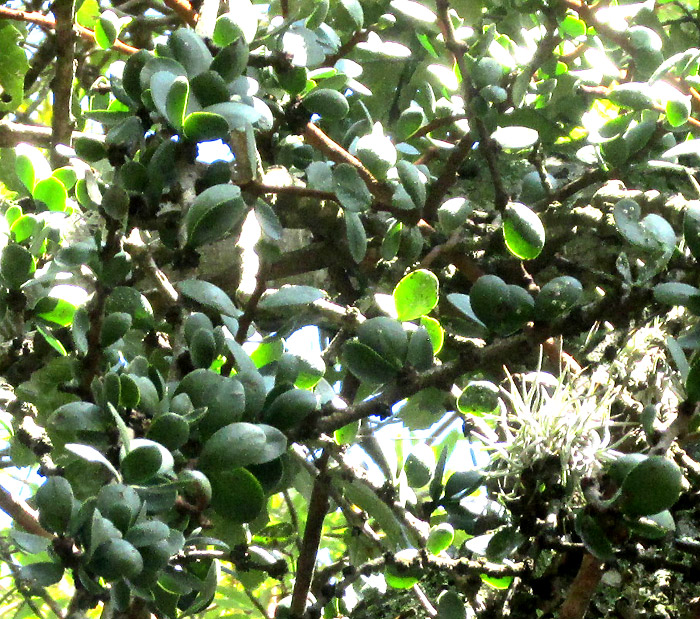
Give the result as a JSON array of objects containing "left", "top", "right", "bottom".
[
  {"left": 24, "top": 35, "right": 58, "bottom": 93},
  {"left": 290, "top": 450, "right": 331, "bottom": 619},
  {"left": 307, "top": 332, "right": 534, "bottom": 436},
  {"left": 558, "top": 553, "right": 604, "bottom": 619},
  {"left": 0, "top": 121, "right": 105, "bottom": 149},
  {"left": 251, "top": 182, "right": 339, "bottom": 204},
  {"left": 51, "top": 0, "right": 76, "bottom": 167},
  {"left": 422, "top": 134, "right": 475, "bottom": 222}
]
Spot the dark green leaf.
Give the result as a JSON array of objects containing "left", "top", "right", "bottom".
[
  {"left": 211, "top": 39, "right": 249, "bottom": 82},
  {"left": 169, "top": 28, "right": 213, "bottom": 78},
  {"left": 684, "top": 203, "right": 700, "bottom": 259},
  {"left": 258, "top": 285, "right": 324, "bottom": 309},
  {"left": 1, "top": 243, "right": 35, "bottom": 289},
  {"left": 302, "top": 88, "right": 349, "bottom": 120},
  {"left": 101, "top": 185, "right": 129, "bottom": 221},
  {"left": 535, "top": 276, "right": 583, "bottom": 321},
  {"left": 210, "top": 467, "right": 264, "bottom": 523},
  {"left": 184, "top": 184, "right": 245, "bottom": 247},
  {"left": 503, "top": 202, "right": 545, "bottom": 260},
  {"left": 342, "top": 340, "right": 399, "bottom": 384},
  {"left": 183, "top": 112, "right": 230, "bottom": 142},
  {"left": 198, "top": 422, "right": 287, "bottom": 472},
  {"left": 575, "top": 512, "right": 615, "bottom": 561},
  {"left": 345, "top": 211, "right": 367, "bottom": 263},
  {"left": 178, "top": 279, "right": 241, "bottom": 317},
  {"left": 19, "top": 562, "right": 64, "bottom": 587},
  {"left": 333, "top": 163, "right": 372, "bottom": 212},
  {"left": 618, "top": 456, "right": 683, "bottom": 516}
]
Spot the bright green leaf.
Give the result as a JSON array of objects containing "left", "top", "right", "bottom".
[{"left": 393, "top": 269, "right": 439, "bottom": 321}]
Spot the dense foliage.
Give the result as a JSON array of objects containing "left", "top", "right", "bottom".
[{"left": 1, "top": 0, "right": 700, "bottom": 617}]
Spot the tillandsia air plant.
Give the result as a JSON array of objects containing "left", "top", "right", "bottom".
[{"left": 485, "top": 365, "right": 625, "bottom": 500}]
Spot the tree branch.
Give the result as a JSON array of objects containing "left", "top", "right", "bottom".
[
  {"left": 290, "top": 449, "right": 331, "bottom": 619},
  {"left": 0, "top": 537, "right": 47, "bottom": 619},
  {"left": 0, "top": 6, "right": 139, "bottom": 55},
  {"left": 558, "top": 553, "right": 604, "bottom": 619},
  {"left": 251, "top": 181, "right": 339, "bottom": 204},
  {"left": 23, "top": 35, "right": 57, "bottom": 94},
  {"left": 434, "top": 0, "right": 509, "bottom": 211},
  {"left": 51, "top": 0, "right": 76, "bottom": 167},
  {"left": 235, "top": 263, "right": 268, "bottom": 344},
  {"left": 0, "top": 121, "right": 103, "bottom": 150},
  {"left": 81, "top": 221, "right": 121, "bottom": 392},
  {"left": 307, "top": 332, "right": 535, "bottom": 436},
  {"left": 0, "top": 485, "right": 52, "bottom": 538},
  {"left": 422, "top": 134, "right": 475, "bottom": 222},
  {"left": 410, "top": 113, "right": 470, "bottom": 139},
  {"left": 162, "top": 0, "right": 198, "bottom": 27},
  {"left": 304, "top": 123, "right": 392, "bottom": 204},
  {"left": 325, "top": 28, "right": 372, "bottom": 66}
]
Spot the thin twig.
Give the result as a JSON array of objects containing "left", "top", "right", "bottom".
[
  {"left": 235, "top": 264, "right": 269, "bottom": 344},
  {"left": 434, "top": 0, "right": 509, "bottom": 211},
  {"left": 327, "top": 442, "right": 427, "bottom": 545},
  {"left": 0, "top": 485, "right": 52, "bottom": 538},
  {"left": 304, "top": 123, "right": 391, "bottom": 204},
  {"left": 125, "top": 240, "right": 179, "bottom": 307},
  {"left": 410, "top": 113, "right": 471, "bottom": 139},
  {"left": 0, "top": 6, "right": 139, "bottom": 54},
  {"left": 37, "top": 589, "right": 66, "bottom": 619},
  {"left": 420, "top": 225, "right": 463, "bottom": 270},
  {"left": 325, "top": 29, "right": 372, "bottom": 66},
  {"left": 412, "top": 584, "right": 437, "bottom": 617},
  {"left": 0, "top": 537, "right": 48, "bottom": 619},
  {"left": 245, "top": 588, "right": 269, "bottom": 618},
  {"left": 81, "top": 222, "right": 121, "bottom": 392},
  {"left": 283, "top": 490, "right": 303, "bottom": 551},
  {"left": 162, "top": 0, "right": 198, "bottom": 27}
]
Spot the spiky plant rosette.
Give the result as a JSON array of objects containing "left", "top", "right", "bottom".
[{"left": 486, "top": 368, "right": 621, "bottom": 499}]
